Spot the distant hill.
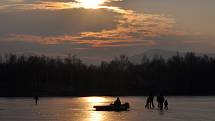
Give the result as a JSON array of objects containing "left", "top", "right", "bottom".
[{"left": 129, "top": 49, "right": 215, "bottom": 64}]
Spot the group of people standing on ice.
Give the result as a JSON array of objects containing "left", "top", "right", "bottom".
[{"left": 145, "top": 93, "right": 168, "bottom": 110}]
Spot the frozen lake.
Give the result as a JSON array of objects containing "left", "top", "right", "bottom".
[{"left": 0, "top": 97, "right": 215, "bottom": 121}]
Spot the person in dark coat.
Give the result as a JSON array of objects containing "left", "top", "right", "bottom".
[
  {"left": 34, "top": 96, "right": 39, "bottom": 105},
  {"left": 114, "top": 97, "right": 121, "bottom": 106},
  {"left": 149, "top": 94, "right": 155, "bottom": 109},
  {"left": 164, "top": 99, "right": 168, "bottom": 110},
  {"left": 145, "top": 97, "right": 150, "bottom": 109},
  {"left": 157, "top": 94, "right": 164, "bottom": 110}
]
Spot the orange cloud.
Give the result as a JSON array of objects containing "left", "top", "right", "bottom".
[{"left": 3, "top": 0, "right": 187, "bottom": 48}]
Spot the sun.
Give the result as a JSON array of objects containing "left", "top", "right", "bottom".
[{"left": 77, "top": 0, "right": 105, "bottom": 8}]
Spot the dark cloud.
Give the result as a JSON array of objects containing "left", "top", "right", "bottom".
[{"left": 0, "top": 8, "right": 119, "bottom": 36}]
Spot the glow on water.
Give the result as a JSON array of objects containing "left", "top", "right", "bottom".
[
  {"left": 1, "top": 97, "right": 215, "bottom": 121},
  {"left": 86, "top": 97, "right": 107, "bottom": 103}
]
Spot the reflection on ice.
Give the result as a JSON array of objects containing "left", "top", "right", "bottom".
[
  {"left": 86, "top": 97, "right": 107, "bottom": 103},
  {"left": 89, "top": 111, "right": 104, "bottom": 121},
  {"left": 0, "top": 97, "right": 215, "bottom": 121}
]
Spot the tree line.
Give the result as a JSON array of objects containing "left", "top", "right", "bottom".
[{"left": 0, "top": 52, "right": 214, "bottom": 96}]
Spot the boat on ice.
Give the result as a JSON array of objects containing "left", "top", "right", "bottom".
[{"left": 93, "top": 103, "right": 130, "bottom": 111}]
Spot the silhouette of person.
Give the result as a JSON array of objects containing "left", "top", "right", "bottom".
[
  {"left": 149, "top": 94, "right": 155, "bottom": 109},
  {"left": 157, "top": 94, "right": 164, "bottom": 110},
  {"left": 34, "top": 96, "right": 39, "bottom": 105},
  {"left": 164, "top": 99, "right": 168, "bottom": 110},
  {"left": 114, "top": 97, "right": 121, "bottom": 110},
  {"left": 145, "top": 97, "right": 150, "bottom": 109}
]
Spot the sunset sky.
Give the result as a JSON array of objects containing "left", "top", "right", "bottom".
[{"left": 0, "top": 0, "right": 215, "bottom": 64}]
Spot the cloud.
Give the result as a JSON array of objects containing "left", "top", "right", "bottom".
[
  {"left": 1, "top": 0, "right": 24, "bottom": 3},
  {"left": 5, "top": 7, "right": 176, "bottom": 47},
  {"left": 0, "top": 8, "right": 118, "bottom": 36},
  {"left": 0, "top": 0, "right": 124, "bottom": 11},
  {"left": 1, "top": 0, "right": 215, "bottom": 64},
  {"left": 0, "top": 0, "right": 186, "bottom": 48}
]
